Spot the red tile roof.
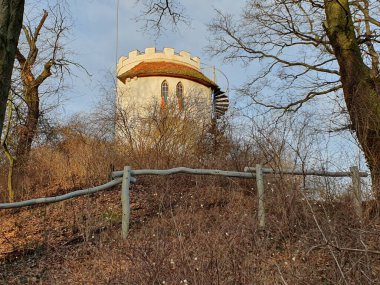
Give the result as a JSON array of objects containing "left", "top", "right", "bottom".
[{"left": 118, "top": 61, "right": 217, "bottom": 88}]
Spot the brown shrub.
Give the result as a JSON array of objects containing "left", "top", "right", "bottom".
[{"left": 1, "top": 111, "right": 379, "bottom": 284}]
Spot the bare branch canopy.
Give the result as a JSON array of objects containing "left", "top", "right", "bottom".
[{"left": 208, "top": 0, "right": 380, "bottom": 202}]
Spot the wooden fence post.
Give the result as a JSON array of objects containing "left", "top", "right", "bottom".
[
  {"left": 256, "top": 164, "right": 265, "bottom": 228},
  {"left": 350, "top": 166, "right": 362, "bottom": 221},
  {"left": 121, "top": 166, "right": 131, "bottom": 238}
]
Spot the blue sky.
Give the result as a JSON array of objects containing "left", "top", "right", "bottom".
[{"left": 60, "top": 0, "right": 246, "bottom": 116}]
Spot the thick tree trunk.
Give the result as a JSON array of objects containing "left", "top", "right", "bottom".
[
  {"left": 12, "top": 9, "right": 52, "bottom": 160},
  {"left": 15, "top": 87, "right": 39, "bottom": 159},
  {"left": 0, "top": 0, "right": 24, "bottom": 137},
  {"left": 324, "top": 0, "right": 380, "bottom": 202}
]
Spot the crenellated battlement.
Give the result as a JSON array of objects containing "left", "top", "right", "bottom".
[{"left": 117, "top": 47, "right": 201, "bottom": 76}]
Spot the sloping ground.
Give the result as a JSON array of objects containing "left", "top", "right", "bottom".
[{"left": 1, "top": 176, "right": 380, "bottom": 284}]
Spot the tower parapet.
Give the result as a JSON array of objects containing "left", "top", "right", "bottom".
[{"left": 117, "top": 47, "right": 201, "bottom": 78}]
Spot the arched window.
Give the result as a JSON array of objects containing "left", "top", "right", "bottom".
[
  {"left": 176, "top": 82, "right": 184, "bottom": 110},
  {"left": 161, "top": 80, "right": 169, "bottom": 107}
]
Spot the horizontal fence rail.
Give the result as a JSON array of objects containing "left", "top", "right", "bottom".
[
  {"left": 244, "top": 167, "right": 369, "bottom": 177},
  {"left": 0, "top": 165, "right": 368, "bottom": 238},
  {"left": 112, "top": 167, "right": 256, "bottom": 179},
  {"left": 0, "top": 178, "right": 123, "bottom": 209}
]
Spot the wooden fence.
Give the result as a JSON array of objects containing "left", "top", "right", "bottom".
[
  {"left": 0, "top": 165, "right": 368, "bottom": 238},
  {"left": 244, "top": 165, "right": 367, "bottom": 228}
]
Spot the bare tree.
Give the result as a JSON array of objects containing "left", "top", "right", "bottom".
[
  {"left": 208, "top": 0, "right": 380, "bottom": 202},
  {"left": 0, "top": 3, "right": 82, "bottom": 201},
  {"left": 0, "top": 0, "right": 24, "bottom": 138},
  {"left": 136, "top": 0, "right": 189, "bottom": 36},
  {"left": 12, "top": 3, "right": 81, "bottom": 160}
]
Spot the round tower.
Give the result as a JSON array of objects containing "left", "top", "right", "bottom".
[
  {"left": 115, "top": 47, "right": 229, "bottom": 140},
  {"left": 117, "top": 47, "right": 219, "bottom": 114}
]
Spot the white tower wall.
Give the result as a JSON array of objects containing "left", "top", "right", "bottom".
[{"left": 116, "top": 47, "right": 214, "bottom": 139}]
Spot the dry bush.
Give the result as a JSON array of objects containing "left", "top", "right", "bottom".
[
  {"left": 1, "top": 100, "right": 380, "bottom": 284},
  {"left": 0, "top": 118, "right": 125, "bottom": 201},
  {"left": 115, "top": 97, "right": 238, "bottom": 170},
  {"left": 115, "top": 98, "right": 205, "bottom": 168},
  {"left": 0, "top": 96, "right": 258, "bottom": 201}
]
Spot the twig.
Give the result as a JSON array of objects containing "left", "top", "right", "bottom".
[{"left": 275, "top": 263, "right": 289, "bottom": 285}]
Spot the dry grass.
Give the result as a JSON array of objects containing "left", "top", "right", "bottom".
[
  {"left": 1, "top": 122, "right": 380, "bottom": 284},
  {"left": 1, "top": 174, "right": 380, "bottom": 284}
]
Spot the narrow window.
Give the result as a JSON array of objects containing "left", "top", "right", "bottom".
[
  {"left": 176, "top": 82, "right": 184, "bottom": 110},
  {"left": 161, "top": 80, "right": 169, "bottom": 107}
]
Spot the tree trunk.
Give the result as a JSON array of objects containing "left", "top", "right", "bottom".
[
  {"left": 0, "top": 0, "right": 24, "bottom": 137},
  {"left": 12, "top": 86, "right": 39, "bottom": 198},
  {"left": 15, "top": 86, "right": 39, "bottom": 159},
  {"left": 12, "top": 9, "right": 53, "bottom": 160},
  {"left": 324, "top": 0, "right": 380, "bottom": 202}
]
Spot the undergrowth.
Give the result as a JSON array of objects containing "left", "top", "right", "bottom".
[{"left": 0, "top": 121, "right": 380, "bottom": 284}]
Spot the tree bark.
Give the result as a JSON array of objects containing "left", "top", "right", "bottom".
[
  {"left": 15, "top": 86, "right": 39, "bottom": 159},
  {"left": 324, "top": 0, "right": 380, "bottom": 202},
  {"left": 0, "top": 0, "right": 24, "bottom": 137},
  {"left": 13, "top": 10, "right": 54, "bottom": 160}
]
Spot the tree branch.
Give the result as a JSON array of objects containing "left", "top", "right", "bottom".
[
  {"left": 136, "top": 0, "right": 188, "bottom": 36},
  {"left": 15, "top": 48, "right": 26, "bottom": 66},
  {"left": 32, "top": 10, "right": 48, "bottom": 42},
  {"left": 210, "top": 13, "right": 339, "bottom": 75},
  {"left": 251, "top": 85, "right": 343, "bottom": 112}
]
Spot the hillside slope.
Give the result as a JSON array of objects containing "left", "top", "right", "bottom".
[{"left": 1, "top": 175, "right": 380, "bottom": 284}]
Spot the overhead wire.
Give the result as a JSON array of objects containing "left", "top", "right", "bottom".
[{"left": 115, "top": 0, "right": 120, "bottom": 71}]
